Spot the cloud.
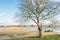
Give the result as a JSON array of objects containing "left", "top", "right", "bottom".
[
  {"left": 0, "top": 12, "right": 19, "bottom": 25},
  {"left": 6, "top": 22, "right": 19, "bottom": 25},
  {"left": 0, "top": 22, "right": 19, "bottom": 25},
  {"left": 50, "top": 0, "right": 60, "bottom": 2},
  {"left": 57, "top": 18, "right": 60, "bottom": 20},
  {"left": 0, "top": 12, "right": 6, "bottom": 17}
]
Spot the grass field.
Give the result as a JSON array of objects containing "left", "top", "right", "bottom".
[{"left": 8, "top": 35, "right": 60, "bottom": 40}]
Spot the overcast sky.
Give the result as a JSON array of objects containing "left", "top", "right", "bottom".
[{"left": 0, "top": 0, "right": 60, "bottom": 25}]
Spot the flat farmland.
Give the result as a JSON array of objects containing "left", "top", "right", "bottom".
[
  {"left": 0, "top": 27, "right": 57, "bottom": 36},
  {"left": 0, "top": 27, "right": 39, "bottom": 37}
]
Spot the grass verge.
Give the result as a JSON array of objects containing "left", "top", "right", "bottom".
[{"left": 6, "top": 35, "right": 60, "bottom": 40}]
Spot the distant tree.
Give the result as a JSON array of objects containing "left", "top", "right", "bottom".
[
  {"left": 50, "top": 18, "right": 58, "bottom": 28},
  {"left": 16, "top": 0, "right": 60, "bottom": 37},
  {"left": 56, "top": 20, "right": 60, "bottom": 27}
]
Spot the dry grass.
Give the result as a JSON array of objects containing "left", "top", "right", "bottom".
[{"left": 0, "top": 27, "right": 58, "bottom": 36}]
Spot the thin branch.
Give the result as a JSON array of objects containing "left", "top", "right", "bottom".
[
  {"left": 28, "top": 16, "right": 37, "bottom": 24},
  {"left": 41, "top": 6, "right": 59, "bottom": 19}
]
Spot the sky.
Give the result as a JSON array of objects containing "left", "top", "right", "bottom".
[
  {"left": 0, "top": 0, "right": 60, "bottom": 25},
  {"left": 0, "top": 0, "right": 19, "bottom": 25},
  {"left": 51, "top": 0, "right": 60, "bottom": 2}
]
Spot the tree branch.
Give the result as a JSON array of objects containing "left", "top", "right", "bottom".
[
  {"left": 28, "top": 16, "right": 37, "bottom": 24},
  {"left": 41, "top": 6, "right": 59, "bottom": 20}
]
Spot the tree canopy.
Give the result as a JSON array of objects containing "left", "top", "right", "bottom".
[
  {"left": 16, "top": 0, "right": 60, "bottom": 24},
  {"left": 16, "top": 0, "right": 60, "bottom": 37}
]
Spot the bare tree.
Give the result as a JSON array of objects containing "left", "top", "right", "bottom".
[
  {"left": 50, "top": 18, "right": 57, "bottom": 28},
  {"left": 50, "top": 18, "right": 60, "bottom": 27},
  {"left": 16, "top": 0, "right": 60, "bottom": 37}
]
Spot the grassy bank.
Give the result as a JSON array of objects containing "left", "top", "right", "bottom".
[{"left": 7, "top": 35, "right": 60, "bottom": 40}]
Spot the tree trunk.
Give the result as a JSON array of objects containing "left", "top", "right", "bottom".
[
  {"left": 37, "top": 25, "right": 42, "bottom": 37},
  {"left": 37, "top": 17, "right": 42, "bottom": 37}
]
